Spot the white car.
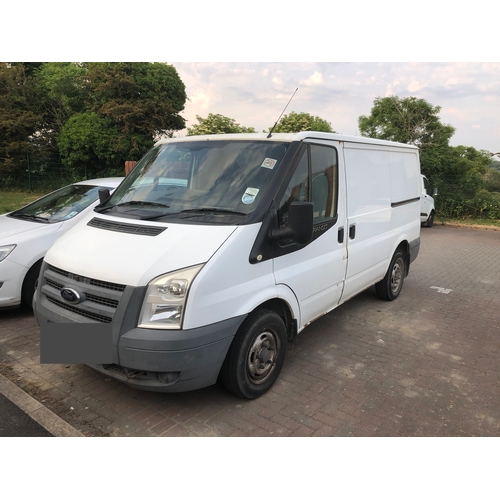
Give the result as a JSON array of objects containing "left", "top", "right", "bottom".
[{"left": 0, "top": 177, "right": 123, "bottom": 309}]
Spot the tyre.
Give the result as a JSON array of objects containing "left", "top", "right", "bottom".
[
  {"left": 220, "top": 309, "right": 287, "bottom": 399},
  {"left": 375, "top": 250, "right": 405, "bottom": 301},
  {"left": 426, "top": 211, "right": 434, "bottom": 227},
  {"left": 423, "top": 211, "right": 434, "bottom": 228},
  {"left": 21, "top": 260, "right": 42, "bottom": 309}
]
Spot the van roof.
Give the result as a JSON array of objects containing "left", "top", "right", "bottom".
[{"left": 156, "top": 132, "right": 418, "bottom": 150}]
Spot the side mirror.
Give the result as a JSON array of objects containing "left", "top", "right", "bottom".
[
  {"left": 432, "top": 187, "right": 438, "bottom": 197},
  {"left": 270, "top": 201, "right": 313, "bottom": 245},
  {"left": 98, "top": 188, "right": 111, "bottom": 205}
]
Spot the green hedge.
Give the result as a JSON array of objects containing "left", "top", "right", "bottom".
[{"left": 436, "top": 190, "right": 500, "bottom": 220}]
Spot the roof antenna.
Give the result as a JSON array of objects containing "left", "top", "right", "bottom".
[{"left": 267, "top": 87, "right": 298, "bottom": 138}]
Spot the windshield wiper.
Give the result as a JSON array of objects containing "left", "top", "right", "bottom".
[
  {"left": 96, "top": 200, "right": 171, "bottom": 213},
  {"left": 180, "top": 208, "right": 247, "bottom": 216},
  {"left": 11, "top": 213, "right": 50, "bottom": 223},
  {"left": 114, "top": 201, "right": 171, "bottom": 208},
  {"left": 139, "top": 211, "right": 179, "bottom": 221}
]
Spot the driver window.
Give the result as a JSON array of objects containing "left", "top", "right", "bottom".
[{"left": 278, "top": 143, "right": 338, "bottom": 227}]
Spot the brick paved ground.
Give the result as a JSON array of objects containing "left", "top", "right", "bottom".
[{"left": 0, "top": 225, "right": 499, "bottom": 436}]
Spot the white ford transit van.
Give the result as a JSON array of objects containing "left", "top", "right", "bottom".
[
  {"left": 420, "top": 174, "right": 437, "bottom": 227},
  {"left": 34, "top": 132, "right": 421, "bottom": 399}
]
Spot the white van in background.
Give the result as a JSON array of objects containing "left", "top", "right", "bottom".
[
  {"left": 34, "top": 132, "right": 421, "bottom": 399},
  {"left": 420, "top": 174, "right": 437, "bottom": 227}
]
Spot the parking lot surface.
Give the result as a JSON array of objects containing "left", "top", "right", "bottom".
[{"left": 0, "top": 225, "right": 499, "bottom": 436}]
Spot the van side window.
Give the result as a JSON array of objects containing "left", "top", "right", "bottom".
[
  {"left": 278, "top": 144, "right": 338, "bottom": 227},
  {"left": 423, "top": 176, "right": 430, "bottom": 195}
]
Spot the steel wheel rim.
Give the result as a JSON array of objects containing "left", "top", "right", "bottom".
[
  {"left": 247, "top": 330, "right": 279, "bottom": 385},
  {"left": 391, "top": 259, "right": 403, "bottom": 294}
]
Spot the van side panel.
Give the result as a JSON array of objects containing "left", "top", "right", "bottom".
[
  {"left": 341, "top": 144, "right": 392, "bottom": 302},
  {"left": 389, "top": 150, "right": 421, "bottom": 233},
  {"left": 389, "top": 149, "right": 421, "bottom": 206},
  {"left": 341, "top": 143, "right": 420, "bottom": 303}
]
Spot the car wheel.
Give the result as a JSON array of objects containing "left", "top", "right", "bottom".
[
  {"left": 220, "top": 309, "right": 287, "bottom": 399},
  {"left": 424, "top": 211, "right": 434, "bottom": 228},
  {"left": 375, "top": 250, "right": 406, "bottom": 301},
  {"left": 21, "top": 260, "right": 42, "bottom": 309}
]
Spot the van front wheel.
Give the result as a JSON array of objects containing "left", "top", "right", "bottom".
[
  {"left": 221, "top": 309, "right": 287, "bottom": 399},
  {"left": 423, "top": 211, "right": 434, "bottom": 227},
  {"left": 376, "top": 251, "right": 405, "bottom": 301}
]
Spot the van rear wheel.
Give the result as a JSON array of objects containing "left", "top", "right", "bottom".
[
  {"left": 376, "top": 250, "right": 405, "bottom": 301},
  {"left": 220, "top": 309, "right": 287, "bottom": 399}
]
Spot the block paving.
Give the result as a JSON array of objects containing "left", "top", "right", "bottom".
[{"left": 0, "top": 225, "right": 499, "bottom": 436}]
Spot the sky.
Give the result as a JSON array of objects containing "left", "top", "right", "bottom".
[{"left": 171, "top": 62, "right": 500, "bottom": 153}]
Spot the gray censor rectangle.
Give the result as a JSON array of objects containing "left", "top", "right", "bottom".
[{"left": 40, "top": 323, "right": 113, "bottom": 364}]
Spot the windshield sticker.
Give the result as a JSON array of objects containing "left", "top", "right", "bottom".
[
  {"left": 261, "top": 158, "right": 277, "bottom": 169},
  {"left": 64, "top": 211, "right": 79, "bottom": 220},
  {"left": 242, "top": 187, "right": 259, "bottom": 204}
]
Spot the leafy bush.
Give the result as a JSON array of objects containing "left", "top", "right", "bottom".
[{"left": 437, "top": 189, "right": 500, "bottom": 220}]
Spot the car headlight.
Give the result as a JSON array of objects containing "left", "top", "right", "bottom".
[
  {"left": 0, "top": 245, "right": 16, "bottom": 263},
  {"left": 138, "top": 264, "right": 204, "bottom": 329}
]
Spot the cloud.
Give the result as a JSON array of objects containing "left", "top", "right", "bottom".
[
  {"left": 407, "top": 80, "right": 425, "bottom": 93},
  {"left": 302, "top": 71, "right": 324, "bottom": 86},
  {"left": 173, "top": 62, "right": 500, "bottom": 151}
]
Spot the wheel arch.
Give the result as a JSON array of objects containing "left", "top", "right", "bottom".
[
  {"left": 394, "top": 239, "right": 410, "bottom": 277},
  {"left": 255, "top": 298, "right": 297, "bottom": 342}
]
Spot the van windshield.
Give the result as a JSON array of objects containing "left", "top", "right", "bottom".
[{"left": 102, "top": 140, "right": 288, "bottom": 221}]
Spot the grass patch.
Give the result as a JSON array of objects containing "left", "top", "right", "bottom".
[{"left": 0, "top": 190, "right": 49, "bottom": 215}]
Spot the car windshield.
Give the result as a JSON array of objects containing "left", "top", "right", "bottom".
[
  {"left": 9, "top": 184, "right": 106, "bottom": 223},
  {"left": 104, "top": 140, "right": 289, "bottom": 221}
]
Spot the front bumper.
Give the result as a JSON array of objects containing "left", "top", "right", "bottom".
[
  {"left": 0, "top": 258, "right": 26, "bottom": 309},
  {"left": 34, "top": 261, "right": 245, "bottom": 392}
]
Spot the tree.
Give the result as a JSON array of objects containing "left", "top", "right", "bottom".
[
  {"left": 57, "top": 112, "right": 127, "bottom": 177},
  {"left": 0, "top": 63, "right": 43, "bottom": 184},
  {"left": 56, "top": 62, "right": 187, "bottom": 173},
  {"left": 0, "top": 62, "right": 188, "bottom": 186},
  {"left": 269, "top": 111, "right": 334, "bottom": 133},
  {"left": 187, "top": 113, "right": 256, "bottom": 135},
  {"left": 34, "top": 62, "right": 89, "bottom": 144},
  {"left": 86, "top": 62, "right": 186, "bottom": 140},
  {"left": 485, "top": 167, "right": 500, "bottom": 192},
  {"left": 358, "top": 96, "right": 455, "bottom": 147},
  {"left": 358, "top": 96, "right": 456, "bottom": 185}
]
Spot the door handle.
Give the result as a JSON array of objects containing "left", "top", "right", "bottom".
[
  {"left": 349, "top": 224, "right": 356, "bottom": 240},
  {"left": 338, "top": 227, "right": 344, "bottom": 244}
]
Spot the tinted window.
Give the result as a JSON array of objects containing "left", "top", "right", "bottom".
[{"left": 278, "top": 143, "right": 338, "bottom": 227}]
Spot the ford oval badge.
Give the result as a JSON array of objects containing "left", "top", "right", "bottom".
[{"left": 60, "top": 287, "right": 82, "bottom": 304}]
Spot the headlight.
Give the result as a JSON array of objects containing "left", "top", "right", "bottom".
[
  {"left": 0, "top": 245, "right": 16, "bottom": 263},
  {"left": 138, "top": 264, "right": 204, "bottom": 329}
]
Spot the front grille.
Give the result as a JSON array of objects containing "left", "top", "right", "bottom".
[
  {"left": 47, "top": 265, "right": 126, "bottom": 292},
  {"left": 46, "top": 278, "right": 63, "bottom": 290},
  {"left": 42, "top": 264, "right": 126, "bottom": 323},
  {"left": 46, "top": 296, "right": 113, "bottom": 323},
  {"left": 85, "top": 293, "right": 119, "bottom": 309}
]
